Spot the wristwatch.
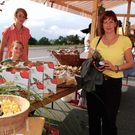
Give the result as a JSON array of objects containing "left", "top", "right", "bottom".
[{"left": 115, "top": 65, "right": 121, "bottom": 73}]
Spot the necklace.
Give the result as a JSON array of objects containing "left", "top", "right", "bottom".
[{"left": 104, "top": 34, "right": 117, "bottom": 46}]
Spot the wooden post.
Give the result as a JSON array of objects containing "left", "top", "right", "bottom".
[
  {"left": 123, "top": 16, "right": 126, "bottom": 35},
  {"left": 90, "top": 0, "right": 98, "bottom": 43},
  {"left": 125, "top": 0, "right": 131, "bottom": 35}
]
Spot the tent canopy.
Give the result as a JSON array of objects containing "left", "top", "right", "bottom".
[{"left": 31, "top": 0, "right": 135, "bottom": 18}]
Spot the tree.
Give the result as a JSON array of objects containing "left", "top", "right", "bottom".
[
  {"left": 28, "top": 34, "right": 85, "bottom": 45},
  {"left": 58, "top": 36, "right": 67, "bottom": 45},
  {"left": 74, "top": 34, "right": 80, "bottom": 44},
  {"left": 49, "top": 39, "right": 55, "bottom": 45},
  {"left": 80, "top": 37, "right": 84, "bottom": 44},
  {"left": 54, "top": 39, "right": 60, "bottom": 45},
  {"left": 66, "top": 35, "right": 80, "bottom": 45},
  {"left": 67, "top": 35, "right": 74, "bottom": 45},
  {"left": 28, "top": 36, "right": 38, "bottom": 45},
  {"left": 38, "top": 37, "right": 50, "bottom": 45}
]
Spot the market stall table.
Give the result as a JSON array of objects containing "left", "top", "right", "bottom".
[
  {"left": 15, "top": 117, "right": 45, "bottom": 135},
  {"left": 30, "top": 87, "right": 80, "bottom": 112}
]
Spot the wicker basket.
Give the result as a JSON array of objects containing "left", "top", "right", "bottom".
[{"left": 52, "top": 50, "right": 85, "bottom": 67}]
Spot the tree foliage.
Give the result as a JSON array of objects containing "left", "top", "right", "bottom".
[
  {"left": 28, "top": 36, "right": 38, "bottom": 45},
  {"left": 38, "top": 37, "right": 50, "bottom": 45},
  {"left": 67, "top": 34, "right": 80, "bottom": 45},
  {"left": 28, "top": 34, "right": 84, "bottom": 45}
]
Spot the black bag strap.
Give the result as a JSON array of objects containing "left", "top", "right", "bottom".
[{"left": 96, "top": 37, "right": 102, "bottom": 48}]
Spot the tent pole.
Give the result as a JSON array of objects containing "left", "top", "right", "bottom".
[
  {"left": 90, "top": 0, "right": 98, "bottom": 43},
  {"left": 122, "top": 17, "right": 126, "bottom": 35},
  {"left": 125, "top": 0, "right": 131, "bottom": 35}
]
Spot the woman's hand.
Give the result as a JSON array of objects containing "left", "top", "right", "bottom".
[
  {"left": 93, "top": 61, "right": 106, "bottom": 72},
  {"left": 103, "top": 60, "right": 117, "bottom": 71},
  {"left": 93, "top": 60, "right": 117, "bottom": 72}
]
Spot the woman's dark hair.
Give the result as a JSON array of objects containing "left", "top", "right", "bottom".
[{"left": 98, "top": 10, "right": 118, "bottom": 37}]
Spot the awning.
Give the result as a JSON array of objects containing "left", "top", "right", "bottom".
[{"left": 31, "top": 0, "right": 135, "bottom": 18}]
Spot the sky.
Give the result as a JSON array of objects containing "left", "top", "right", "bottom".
[{"left": 0, "top": 0, "right": 135, "bottom": 41}]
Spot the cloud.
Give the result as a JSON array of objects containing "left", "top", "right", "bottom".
[
  {"left": 41, "top": 25, "right": 85, "bottom": 39},
  {"left": 67, "top": 29, "right": 85, "bottom": 37},
  {"left": 0, "top": 0, "right": 62, "bottom": 20},
  {"left": 25, "top": 20, "right": 45, "bottom": 27},
  {"left": 50, "top": 26, "right": 59, "bottom": 30}
]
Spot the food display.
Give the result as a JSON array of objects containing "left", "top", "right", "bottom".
[
  {"left": 54, "top": 64, "right": 81, "bottom": 87},
  {"left": 0, "top": 61, "right": 57, "bottom": 95},
  {"left": 54, "top": 64, "right": 81, "bottom": 76},
  {"left": 0, "top": 95, "right": 30, "bottom": 134},
  {"left": 52, "top": 47, "right": 85, "bottom": 66},
  {"left": 6, "top": 67, "right": 30, "bottom": 73},
  {"left": 23, "top": 61, "right": 43, "bottom": 67},
  {"left": 56, "top": 47, "right": 80, "bottom": 55},
  {"left": 0, "top": 99, "right": 21, "bottom": 116},
  {"left": 66, "top": 76, "right": 77, "bottom": 86},
  {"left": 0, "top": 61, "right": 19, "bottom": 66}
]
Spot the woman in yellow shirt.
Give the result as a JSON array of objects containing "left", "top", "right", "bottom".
[{"left": 87, "top": 10, "right": 134, "bottom": 135}]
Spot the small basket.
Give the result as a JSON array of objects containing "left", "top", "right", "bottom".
[{"left": 52, "top": 50, "right": 85, "bottom": 67}]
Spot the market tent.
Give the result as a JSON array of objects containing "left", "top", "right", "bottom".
[
  {"left": 30, "top": 0, "right": 135, "bottom": 41},
  {"left": 31, "top": 0, "right": 135, "bottom": 18}
]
